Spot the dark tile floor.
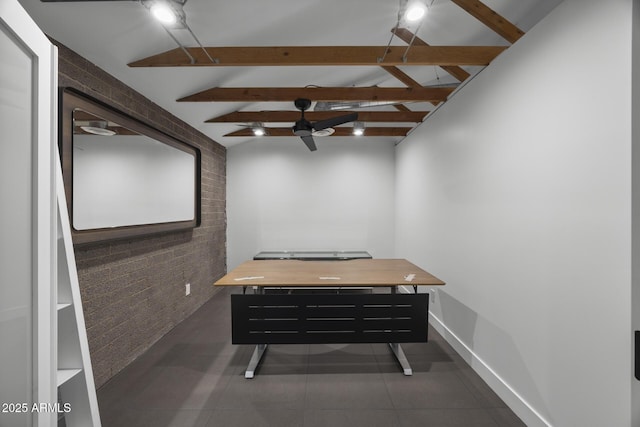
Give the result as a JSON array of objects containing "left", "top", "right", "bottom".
[{"left": 97, "top": 288, "right": 526, "bottom": 427}]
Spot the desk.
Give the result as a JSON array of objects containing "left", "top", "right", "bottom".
[{"left": 214, "top": 259, "right": 445, "bottom": 378}]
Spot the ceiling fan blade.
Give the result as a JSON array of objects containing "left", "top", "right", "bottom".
[
  {"left": 313, "top": 112, "right": 358, "bottom": 131},
  {"left": 301, "top": 135, "right": 317, "bottom": 152}
]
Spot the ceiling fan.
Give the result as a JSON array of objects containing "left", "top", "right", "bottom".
[{"left": 292, "top": 98, "right": 358, "bottom": 151}]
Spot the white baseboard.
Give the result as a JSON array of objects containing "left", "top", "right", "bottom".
[{"left": 428, "top": 312, "right": 553, "bottom": 427}]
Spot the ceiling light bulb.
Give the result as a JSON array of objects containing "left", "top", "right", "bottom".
[
  {"left": 405, "top": 2, "right": 427, "bottom": 22},
  {"left": 353, "top": 122, "right": 365, "bottom": 136},
  {"left": 150, "top": 3, "right": 177, "bottom": 24},
  {"left": 252, "top": 123, "right": 266, "bottom": 136}
]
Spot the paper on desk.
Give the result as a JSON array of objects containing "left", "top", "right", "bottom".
[{"left": 234, "top": 276, "right": 265, "bottom": 281}]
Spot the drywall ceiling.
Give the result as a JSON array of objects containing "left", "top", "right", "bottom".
[{"left": 19, "top": 0, "right": 562, "bottom": 149}]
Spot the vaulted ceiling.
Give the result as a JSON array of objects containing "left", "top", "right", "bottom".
[{"left": 19, "top": 0, "right": 563, "bottom": 149}]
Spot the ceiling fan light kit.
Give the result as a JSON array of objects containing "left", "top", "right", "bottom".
[
  {"left": 79, "top": 121, "right": 116, "bottom": 136},
  {"left": 312, "top": 128, "right": 335, "bottom": 137}
]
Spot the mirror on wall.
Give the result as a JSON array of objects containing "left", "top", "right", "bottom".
[{"left": 60, "top": 89, "right": 201, "bottom": 244}]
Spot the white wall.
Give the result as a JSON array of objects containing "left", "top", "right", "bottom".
[
  {"left": 395, "top": 0, "right": 632, "bottom": 426},
  {"left": 227, "top": 137, "right": 395, "bottom": 269}
]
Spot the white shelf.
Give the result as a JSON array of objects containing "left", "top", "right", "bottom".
[
  {"left": 57, "top": 303, "right": 72, "bottom": 311},
  {"left": 56, "top": 150, "right": 102, "bottom": 426},
  {"left": 57, "top": 369, "right": 82, "bottom": 387}
]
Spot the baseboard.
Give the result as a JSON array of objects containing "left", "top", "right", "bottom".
[{"left": 428, "top": 312, "right": 553, "bottom": 427}]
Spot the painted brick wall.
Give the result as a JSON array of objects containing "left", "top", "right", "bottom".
[{"left": 54, "top": 40, "right": 227, "bottom": 387}]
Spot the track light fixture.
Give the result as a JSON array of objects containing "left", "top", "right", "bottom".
[
  {"left": 379, "top": 0, "right": 429, "bottom": 63},
  {"left": 251, "top": 123, "right": 266, "bottom": 136},
  {"left": 142, "top": 0, "right": 216, "bottom": 64},
  {"left": 404, "top": 0, "right": 428, "bottom": 22},
  {"left": 353, "top": 122, "right": 365, "bottom": 136},
  {"left": 144, "top": 0, "right": 186, "bottom": 28},
  {"left": 150, "top": 3, "right": 177, "bottom": 25}
]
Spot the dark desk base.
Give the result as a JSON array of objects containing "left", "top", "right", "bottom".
[{"left": 231, "top": 292, "right": 428, "bottom": 378}]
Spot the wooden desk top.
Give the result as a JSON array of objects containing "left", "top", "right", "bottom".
[{"left": 214, "top": 259, "right": 445, "bottom": 287}]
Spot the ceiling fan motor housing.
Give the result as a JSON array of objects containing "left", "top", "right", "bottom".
[
  {"left": 294, "top": 98, "right": 312, "bottom": 112},
  {"left": 293, "top": 119, "right": 313, "bottom": 137}
]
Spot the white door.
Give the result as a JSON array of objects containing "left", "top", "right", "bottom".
[{"left": 0, "top": 1, "right": 56, "bottom": 426}]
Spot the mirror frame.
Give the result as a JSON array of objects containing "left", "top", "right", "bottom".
[{"left": 60, "top": 88, "right": 201, "bottom": 244}]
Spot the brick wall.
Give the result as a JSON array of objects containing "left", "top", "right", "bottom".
[{"left": 55, "top": 41, "right": 227, "bottom": 388}]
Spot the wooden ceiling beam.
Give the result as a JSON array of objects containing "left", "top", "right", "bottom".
[
  {"left": 393, "top": 104, "right": 413, "bottom": 113},
  {"left": 225, "top": 127, "right": 412, "bottom": 137},
  {"left": 392, "top": 28, "right": 471, "bottom": 82},
  {"left": 129, "top": 45, "right": 506, "bottom": 67},
  {"left": 178, "top": 86, "right": 455, "bottom": 103},
  {"left": 380, "top": 66, "right": 422, "bottom": 88},
  {"left": 380, "top": 65, "right": 441, "bottom": 107},
  {"left": 206, "top": 110, "right": 428, "bottom": 123},
  {"left": 449, "top": 0, "right": 525, "bottom": 44}
]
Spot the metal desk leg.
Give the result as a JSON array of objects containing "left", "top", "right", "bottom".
[
  {"left": 245, "top": 343, "right": 268, "bottom": 379},
  {"left": 389, "top": 343, "right": 412, "bottom": 376},
  {"left": 244, "top": 286, "right": 267, "bottom": 378}
]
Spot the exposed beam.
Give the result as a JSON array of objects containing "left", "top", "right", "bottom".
[
  {"left": 380, "top": 65, "right": 440, "bottom": 107},
  {"left": 178, "top": 86, "right": 455, "bottom": 103},
  {"left": 129, "top": 45, "right": 507, "bottom": 67},
  {"left": 394, "top": 104, "right": 413, "bottom": 113},
  {"left": 392, "top": 28, "right": 471, "bottom": 82},
  {"left": 380, "top": 66, "right": 422, "bottom": 88},
  {"left": 225, "top": 127, "right": 412, "bottom": 137},
  {"left": 449, "top": 0, "right": 525, "bottom": 44},
  {"left": 206, "top": 110, "right": 428, "bottom": 123}
]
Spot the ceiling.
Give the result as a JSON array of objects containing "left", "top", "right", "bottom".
[{"left": 19, "top": 0, "right": 563, "bottom": 150}]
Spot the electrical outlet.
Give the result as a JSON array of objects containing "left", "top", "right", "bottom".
[
  {"left": 185, "top": 283, "right": 191, "bottom": 296},
  {"left": 430, "top": 288, "right": 436, "bottom": 304}
]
